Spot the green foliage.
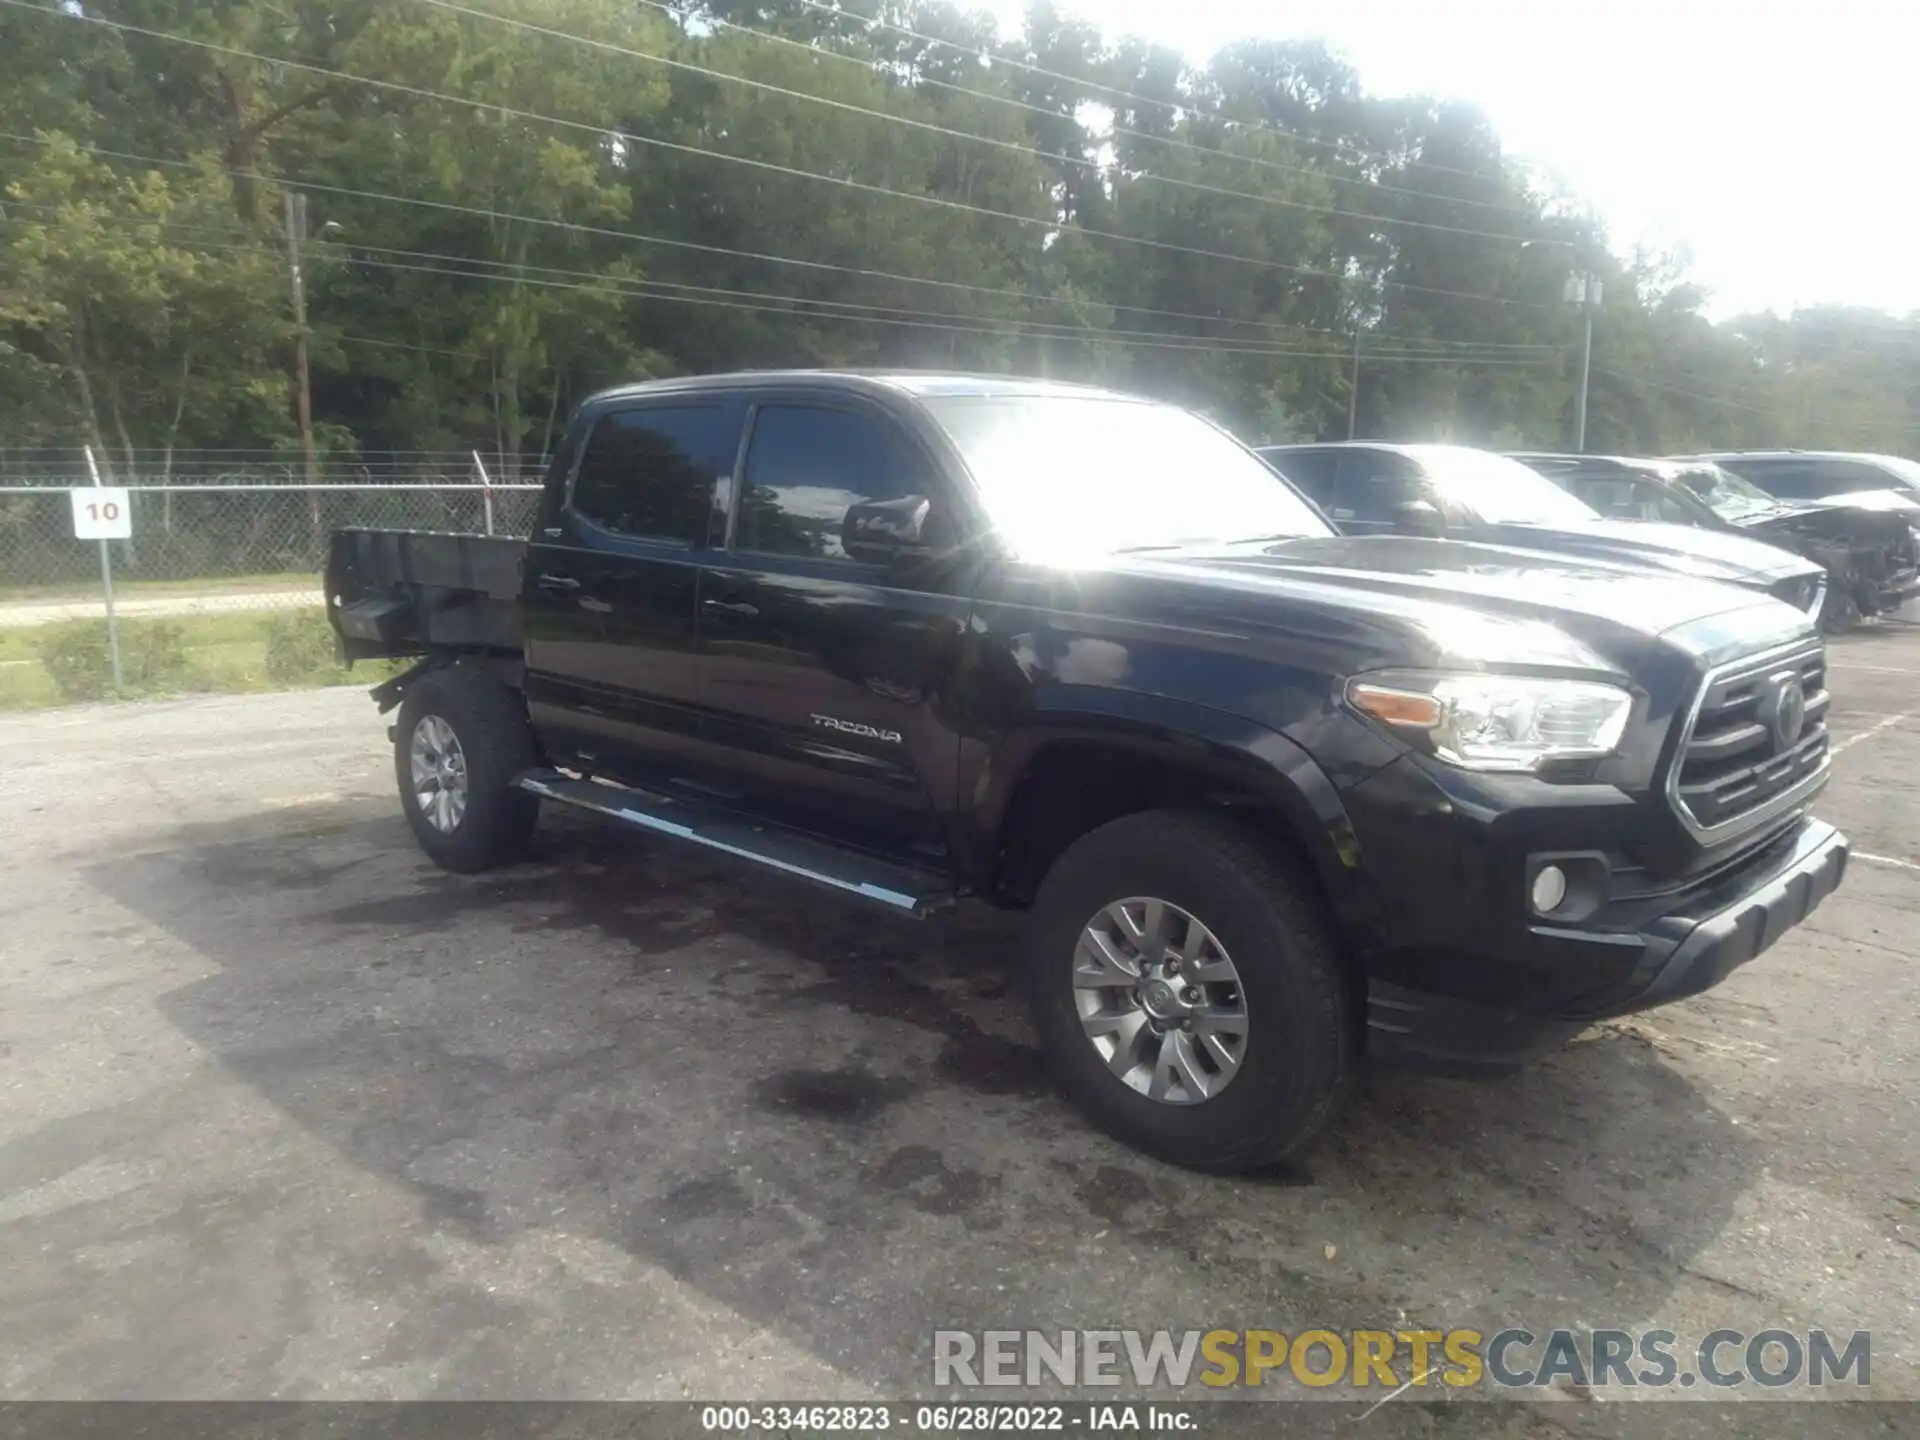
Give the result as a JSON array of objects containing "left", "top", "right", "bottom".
[
  {"left": 36, "top": 616, "right": 192, "bottom": 701},
  {"left": 262, "top": 610, "right": 342, "bottom": 684},
  {"left": 34, "top": 620, "right": 109, "bottom": 701},
  {"left": 0, "top": 0, "right": 1909, "bottom": 461},
  {"left": 8, "top": 608, "right": 399, "bottom": 709}
]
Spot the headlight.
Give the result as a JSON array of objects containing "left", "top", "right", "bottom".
[{"left": 1347, "top": 673, "right": 1633, "bottom": 771}]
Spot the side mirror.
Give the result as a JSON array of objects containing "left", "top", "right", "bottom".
[
  {"left": 1392, "top": 499, "right": 1447, "bottom": 538},
  {"left": 844, "top": 494, "right": 933, "bottom": 564}
]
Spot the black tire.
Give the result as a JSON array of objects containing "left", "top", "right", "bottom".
[
  {"left": 394, "top": 662, "right": 540, "bottom": 873},
  {"left": 1027, "top": 809, "right": 1351, "bottom": 1172}
]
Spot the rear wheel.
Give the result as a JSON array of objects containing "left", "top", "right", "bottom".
[
  {"left": 1027, "top": 809, "right": 1351, "bottom": 1172},
  {"left": 394, "top": 663, "right": 540, "bottom": 873}
]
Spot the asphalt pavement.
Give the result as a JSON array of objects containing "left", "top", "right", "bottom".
[{"left": 1, "top": 629, "right": 1916, "bottom": 1429}]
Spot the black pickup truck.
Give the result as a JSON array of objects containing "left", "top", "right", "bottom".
[{"left": 326, "top": 371, "right": 1849, "bottom": 1172}]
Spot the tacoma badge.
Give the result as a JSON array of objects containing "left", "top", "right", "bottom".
[{"left": 811, "top": 713, "right": 904, "bottom": 744}]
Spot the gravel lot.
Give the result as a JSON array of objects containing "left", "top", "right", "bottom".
[{"left": 2, "top": 628, "right": 1917, "bottom": 1428}]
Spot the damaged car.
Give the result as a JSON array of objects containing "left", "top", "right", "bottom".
[
  {"left": 1517, "top": 452, "right": 1920, "bottom": 630},
  {"left": 1259, "top": 442, "right": 1831, "bottom": 626}
]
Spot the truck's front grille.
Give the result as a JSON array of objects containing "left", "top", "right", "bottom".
[{"left": 1668, "top": 642, "right": 1829, "bottom": 840}]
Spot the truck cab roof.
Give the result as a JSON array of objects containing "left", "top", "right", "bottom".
[{"left": 588, "top": 369, "right": 1140, "bottom": 407}]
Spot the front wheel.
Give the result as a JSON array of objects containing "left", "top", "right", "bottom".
[
  {"left": 394, "top": 663, "right": 540, "bottom": 873},
  {"left": 1027, "top": 809, "right": 1352, "bottom": 1172}
]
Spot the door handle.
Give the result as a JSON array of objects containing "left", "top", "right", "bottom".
[
  {"left": 703, "top": 597, "right": 759, "bottom": 618},
  {"left": 535, "top": 572, "right": 581, "bottom": 595}
]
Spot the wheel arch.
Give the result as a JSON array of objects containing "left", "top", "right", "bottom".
[
  {"left": 371, "top": 648, "right": 525, "bottom": 715},
  {"left": 976, "top": 694, "right": 1380, "bottom": 949}
]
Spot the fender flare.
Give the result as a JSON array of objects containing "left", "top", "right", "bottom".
[{"left": 970, "top": 689, "right": 1380, "bottom": 943}]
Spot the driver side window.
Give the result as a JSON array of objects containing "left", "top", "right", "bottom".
[{"left": 735, "top": 404, "right": 938, "bottom": 560}]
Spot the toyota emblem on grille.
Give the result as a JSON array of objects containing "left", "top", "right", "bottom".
[{"left": 1760, "top": 671, "right": 1808, "bottom": 754}]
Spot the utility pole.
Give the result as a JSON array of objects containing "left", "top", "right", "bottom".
[
  {"left": 1566, "top": 270, "right": 1602, "bottom": 452},
  {"left": 1346, "top": 328, "right": 1362, "bottom": 440},
  {"left": 283, "top": 189, "right": 321, "bottom": 502}
]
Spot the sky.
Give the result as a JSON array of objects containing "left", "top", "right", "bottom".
[{"left": 976, "top": 0, "right": 1917, "bottom": 320}]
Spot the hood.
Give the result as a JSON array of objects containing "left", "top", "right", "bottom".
[
  {"left": 1104, "top": 534, "right": 1814, "bottom": 679},
  {"left": 1738, "top": 500, "right": 1915, "bottom": 549},
  {"left": 1466, "top": 517, "right": 1819, "bottom": 584},
  {"left": 1802, "top": 488, "right": 1920, "bottom": 515}
]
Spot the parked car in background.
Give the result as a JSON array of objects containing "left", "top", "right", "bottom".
[
  {"left": 1681, "top": 451, "right": 1920, "bottom": 510},
  {"left": 1514, "top": 453, "right": 1920, "bottom": 631},
  {"left": 1256, "top": 442, "right": 1830, "bottom": 623}
]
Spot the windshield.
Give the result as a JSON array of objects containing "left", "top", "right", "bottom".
[
  {"left": 1666, "top": 463, "right": 1782, "bottom": 520},
  {"left": 1407, "top": 446, "right": 1600, "bottom": 526},
  {"left": 922, "top": 394, "right": 1332, "bottom": 560}
]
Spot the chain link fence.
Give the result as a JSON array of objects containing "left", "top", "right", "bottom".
[
  {"left": 0, "top": 452, "right": 543, "bottom": 707},
  {"left": 1, "top": 466, "right": 543, "bottom": 600}
]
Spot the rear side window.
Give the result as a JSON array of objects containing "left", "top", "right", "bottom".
[
  {"left": 1719, "top": 459, "right": 1843, "bottom": 499},
  {"left": 1805, "top": 459, "right": 1904, "bottom": 495},
  {"left": 571, "top": 405, "right": 740, "bottom": 543},
  {"left": 736, "top": 404, "right": 935, "bottom": 560},
  {"left": 1267, "top": 448, "right": 1337, "bottom": 500},
  {"left": 1332, "top": 452, "right": 1418, "bottom": 523}
]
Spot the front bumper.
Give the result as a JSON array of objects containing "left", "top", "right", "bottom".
[
  {"left": 1366, "top": 817, "right": 1849, "bottom": 1072},
  {"left": 1869, "top": 569, "right": 1920, "bottom": 612}
]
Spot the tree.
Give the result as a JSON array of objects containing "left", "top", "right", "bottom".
[
  {"left": 0, "top": 137, "right": 288, "bottom": 474},
  {"left": 0, "top": 0, "right": 1908, "bottom": 465}
]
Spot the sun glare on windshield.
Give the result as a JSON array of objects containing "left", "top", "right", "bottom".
[{"left": 925, "top": 395, "right": 1331, "bottom": 563}]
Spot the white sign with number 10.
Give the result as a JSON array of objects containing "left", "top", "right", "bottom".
[{"left": 71, "top": 487, "right": 133, "bottom": 540}]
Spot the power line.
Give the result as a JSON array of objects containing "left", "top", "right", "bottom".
[
  {"left": 1599, "top": 367, "right": 1920, "bottom": 434},
  {"left": 312, "top": 236, "right": 1552, "bottom": 358},
  {"left": 1597, "top": 368, "right": 1768, "bottom": 415},
  {"left": 0, "top": 195, "right": 1546, "bottom": 356},
  {"left": 420, "top": 0, "right": 1558, "bottom": 247},
  {"left": 1, "top": 199, "right": 1550, "bottom": 361},
  {"left": 337, "top": 334, "right": 485, "bottom": 360},
  {"left": 338, "top": 251, "right": 1562, "bottom": 361},
  {"left": 95, "top": 219, "right": 1555, "bottom": 362},
  {"left": 0, "top": 129, "right": 1555, "bottom": 352},
  {"left": 6, "top": 0, "right": 1548, "bottom": 310}
]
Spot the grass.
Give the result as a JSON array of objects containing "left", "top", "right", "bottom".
[
  {"left": 0, "top": 571, "right": 318, "bottom": 604},
  {"left": 0, "top": 610, "right": 403, "bottom": 711}
]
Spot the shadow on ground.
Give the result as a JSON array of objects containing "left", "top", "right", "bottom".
[{"left": 64, "top": 796, "right": 1786, "bottom": 1411}]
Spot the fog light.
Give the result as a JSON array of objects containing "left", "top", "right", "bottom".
[{"left": 1531, "top": 865, "right": 1568, "bottom": 914}]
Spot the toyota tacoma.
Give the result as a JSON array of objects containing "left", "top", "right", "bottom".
[{"left": 326, "top": 373, "right": 1849, "bottom": 1172}]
